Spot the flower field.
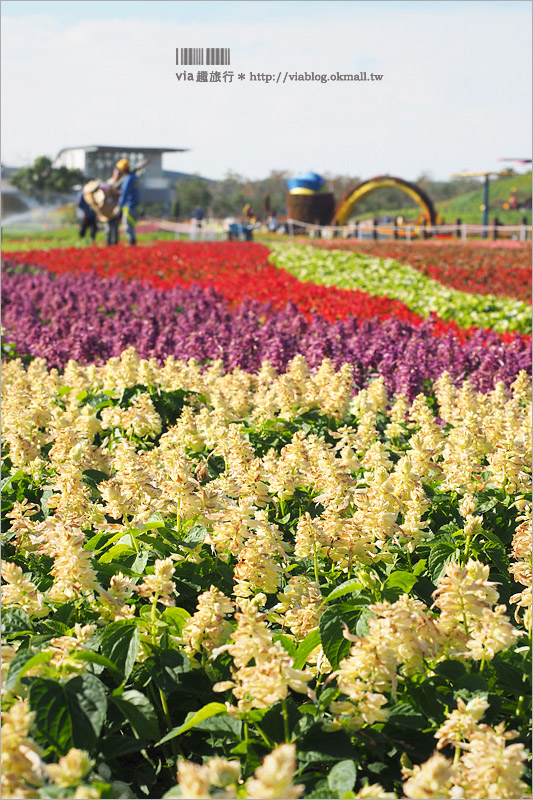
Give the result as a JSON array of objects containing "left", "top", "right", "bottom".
[
  {"left": 269, "top": 245, "right": 531, "bottom": 335},
  {"left": 307, "top": 241, "right": 532, "bottom": 303},
  {"left": 1, "top": 241, "right": 531, "bottom": 800}
]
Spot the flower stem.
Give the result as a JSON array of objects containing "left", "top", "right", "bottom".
[
  {"left": 464, "top": 532, "right": 471, "bottom": 564},
  {"left": 159, "top": 688, "right": 182, "bottom": 758},
  {"left": 129, "top": 527, "right": 139, "bottom": 554},
  {"left": 151, "top": 595, "right": 159, "bottom": 643},
  {"left": 282, "top": 698, "right": 290, "bottom": 743},
  {"left": 253, "top": 723, "right": 272, "bottom": 748}
]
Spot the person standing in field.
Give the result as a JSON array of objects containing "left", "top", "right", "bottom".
[
  {"left": 82, "top": 173, "right": 122, "bottom": 245},
  {"left": 77, "top": 183, "right": 98, "bottom": 242},
  {"left": 102, "top": 167, "right": 122, "bottom": 246},
  {"left": 116, "top": 158, "right": 140, "bottom": 245}
]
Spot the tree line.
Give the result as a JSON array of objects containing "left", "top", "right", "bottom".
[
  {"left": 7, "top": 155, "right": 491, "bottom": 219},
  {"left": 9, "top": 156, "right": 85, "bottom": 202},
  {"left": 170, "top": 171, "right": 484, "bottom": 219}
]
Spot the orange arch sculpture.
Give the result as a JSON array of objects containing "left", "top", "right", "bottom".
[{"left": 332, "top": 175, "right": 437, "bottom": 226}]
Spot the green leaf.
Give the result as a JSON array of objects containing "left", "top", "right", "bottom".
[
  {"left": 93, "top": 529, "right": 134, "bottom": 555},
  {"left": 192, "top": 715, "right": 242, "bottom": 739},
  {"left": 111, "top": 690, "right": 160, "bottom": 741},
  {"left": 298, "top": 725, "right": 356, "bottom": 763},
  {"left": 433, "top": 660, "right": 467, "bottom": 681},
  {"left": 29, "top": 673, "right": 107, "bottom": 754},
  {"left": 162, "top": 786, "right": 181, "bottom": 799},
  {"left": 413, "top": 559, "right": 427, "bottom": 576},
  {"left": 327, "top": 760, "right": 357, "bottom": 795},
  {"left": 305, "top": 786, "right": 337, "bottom": 799},
  {"left": 1, "top": 468, "right": 24, "bottom": 492},
  {"left": 455, "top": 674, "right": 488, "bottom": 693},
  {"left": 69, "top": 650, "right": 124, "bottom": 682},
  {"left": 157, "top": 702, "right": 227, "bottom": 745},
  {"left": 261, "top": 698, "right": 301, "bottom": 742},
  {"left": 428, "top": 540, "right": 457, "bottom": 582},
  {"left": 384, "top": 570, "right": 417, "bottom": 594},
  {"left": 163, "top": 606, "right": 191, "bottom": 636},
  {"left": 183, "top": 525, "right": 208, "bottom": 546},
  {"left": 386, "top": 702, "right": 427, "bottom": 730},
  {"left": 131, "top": 550, "right": 150, "bottom": 574},
  {"left": 323, "top": 579, "right": 364, "bottom": 603},
  {"left": 51, "top": 602, "right": 77, "bottom": 627},
  {"left": 98, "top": 544, "right": 137, "bottom": 563},
  {"left": 1, "top": 607, "right": 34, "bottom": 637},
  {"left": 476, "top": 495, "right": 500, "bottom": 514},
  {"left": 492, "top": 656, "right": 530, "bottom": 693},
  {"left": 82, "top": 469, "right": 110, "bottom": 489},
  {"left": 273, "top": 633, "right": 297, "bottom": 658},
  {"left": 5, "top": 649, "right": 55, "bottom": 693},
  {"left": 40, "top": 487, "right": 54, "bottom": 518},
  {"left": 99, "top": 734, "right": 150, "bottom": 757},
  {"left": 146, "top": 649, "right": 191, "bottom": 694},
  {"left": 320, "top": 603, "right": 363, "bottom": 670},
  {"left": 101, "top": 621, "right": 140, "bottom": 680},
  {"left": 293, "top": 629, "right": 322, "bottom": 670},
  {"left": 355, "top": 608, "right": 373, "bottom": 637}
]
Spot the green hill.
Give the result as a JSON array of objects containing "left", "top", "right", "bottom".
[{"left": 351, "top": 172, "right": 532, "bottom": 225}]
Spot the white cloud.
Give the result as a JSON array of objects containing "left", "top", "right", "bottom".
[{"left": 1, "top": 2, "right": 531, "bottom": 180}]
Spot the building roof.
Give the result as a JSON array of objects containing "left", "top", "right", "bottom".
[
  {"left": 55, "top": 145, "right": 189, "bottom": 157},
  {"left": 163, "top": 170, "right": 214, "bottom": 183}
]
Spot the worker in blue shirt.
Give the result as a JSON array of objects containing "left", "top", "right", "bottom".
[{"left": 116, "top": 158, "right": 140, "bottom": 245}]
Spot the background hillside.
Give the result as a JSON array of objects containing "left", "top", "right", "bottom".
[
  {"left": 171, "top": 170, "right": 531, "bottom": 224},
  {"left": 349, "top": 172, "right": 532, "bottom": 224}
]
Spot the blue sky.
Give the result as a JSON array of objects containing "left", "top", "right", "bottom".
[
  {"left": 5, "top": 1, "right": 517, "bottom": 24},
  {"left": 2, "top": 1, "right": 531, "bottom": 181},
  {"left": 3, "top": 2, "right": 521, "bottom": 18}
]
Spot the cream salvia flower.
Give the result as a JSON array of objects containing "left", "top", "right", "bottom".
[
  {"left": 1, "top": 700, "right": 45, "bottom": 799},
  {"left": 46, "top": 623, "right": 97, "bottom": 673},
  {"left": 176, "top": 759, "right": 212, "bottom": 799},
  {"left": 34, "top": 520, "right": 101, "bottom": 602},
  {"left": 356, "top": 783, "right": 397, "bottom": 798},
  {"left": 182, "top": 586, "right": 234, "bottom": 657},
  {"left": 45, "top": 748, "right": 95, "bottom": 788},
  {"left": 176, "top": 756, "right": 240, "bottom": 799},
  {"left": 435, "top": 696, "right": 490, "bottom": 750},
  {"left": 245, "top": 743, "right": 304, "bottom": 799},
  {"left": 464, "top": 604, "right": 521, "bottom": 661},
  {"left": 432, "top": 559, "right": 500, "bottom": 634},
  {"left": 1, "top": 562, "right": 49, "bottom": 618},
  {"left": 402, "top": 753, "right": 455, "bottom": 799},
  {"left": 454, "top": 723, "right": 530, "bottom": 799},
  {"left": 136, "top": 558, "right": 177, "bottom": 606},
  {"left": 409, "top": 701, "right": 530, "bottom": 799},
  {"left": 213, "top": 598, "right": 311, "bottom": 713},
  {"left": 270, "top": 575, "right": 324, "bottom": 639}
]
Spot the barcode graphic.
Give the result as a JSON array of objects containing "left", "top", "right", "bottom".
[{"left": 177, "top": 48, "right": 230, "bottom": 66}]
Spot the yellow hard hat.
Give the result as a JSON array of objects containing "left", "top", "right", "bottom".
[{"left": 116, "top": 158, "right": 130, "bottom": 171}]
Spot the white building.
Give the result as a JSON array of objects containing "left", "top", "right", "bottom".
[{"left": 53, "top": 145, "right": 189, "bottom": 207}]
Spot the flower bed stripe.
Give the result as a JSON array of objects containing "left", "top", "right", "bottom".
[
  {"left": 5, "top": 242, "right": 522, "bottom": 340},
  {"left": 2, "top": 266, "right": 530, "bottom": 397},
  {"left": 268, "top": 244, "right": 532, "bottom": 334},
  {"left": 305, "top": 240, "right": 532, "bottom": 302},
  {"left": 1, "top": 351, "right": 531, "bottom": 799}
]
